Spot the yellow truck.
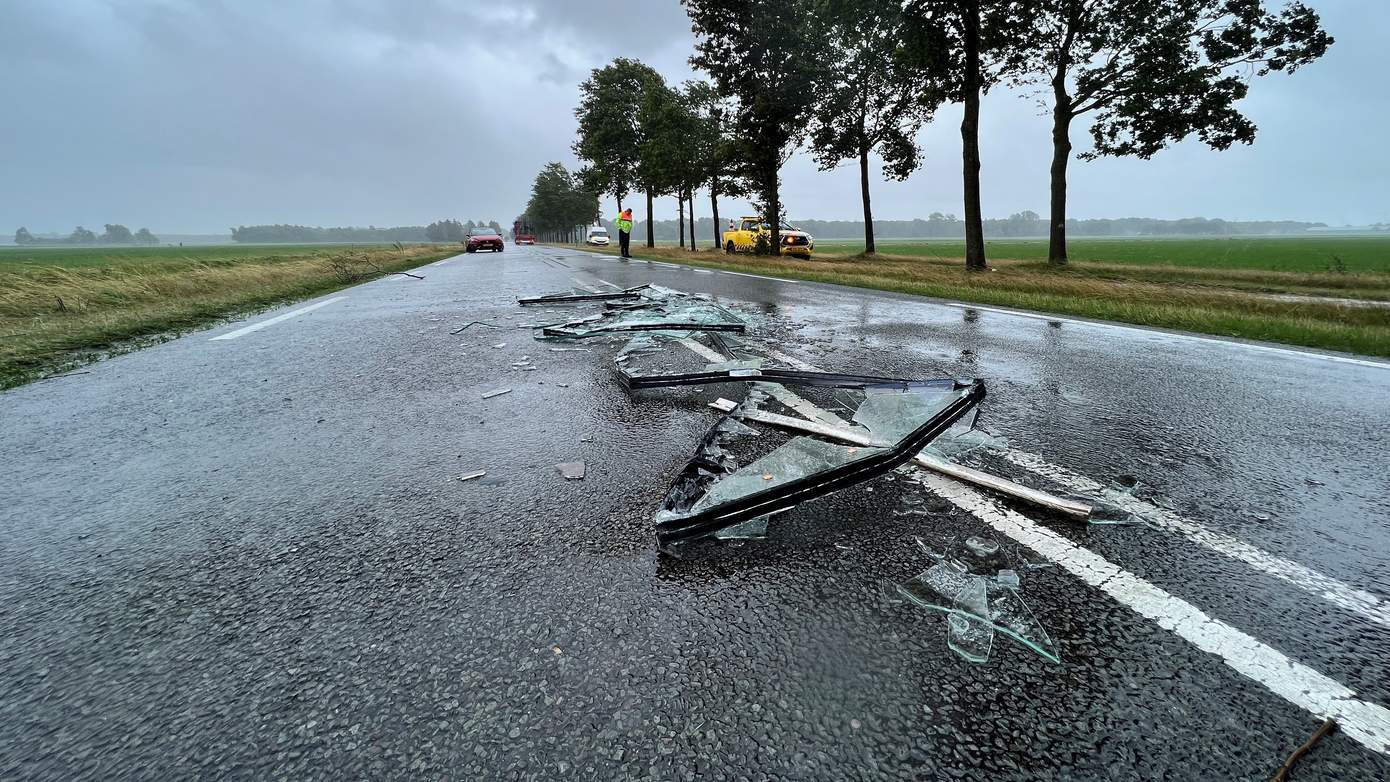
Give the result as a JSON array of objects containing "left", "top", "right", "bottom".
[{"left": 722, "top": 216, "right": 814, "bottom": 259}]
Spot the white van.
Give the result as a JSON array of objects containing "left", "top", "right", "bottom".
[{"left": 585, "top": 226, "right": 610, "bottom": 246}]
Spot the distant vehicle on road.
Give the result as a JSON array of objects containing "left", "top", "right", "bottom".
[
  {"left": 465, "top": 226, "right": 504, "bottom": 253},
  {"left": 585, "top": 226, "right": 610, "bottom": 246},
  {"left": 512, "top": 218, "right": 536, "bottom": 245},
  {"left": 722, "top": 216, "right": 814, "bottom": 259}
]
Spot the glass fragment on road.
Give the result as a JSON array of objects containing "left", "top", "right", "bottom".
[
  {"left": 457, "top": 470, "right": 486, "bottom": 482},
  {"left": 898, "top": 557, "right": 1058, "bottom": 664},
  {"left": 481, "top": 388, "right": 512, "bottom": 399},
  {"left": 656, "top": 379, "right": 986, "bottom": 546},
  {"left": 556, "top": 461, "right": 586, "bottom": 480}
]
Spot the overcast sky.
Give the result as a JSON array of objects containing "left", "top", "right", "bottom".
[{"left": 2, "top": 0, "right": 1384, "bottom": 234}]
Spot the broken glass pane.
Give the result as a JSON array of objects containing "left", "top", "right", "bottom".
[
  {"left": 692, "top": 437, "right": 885, "bottom": 513},
  {"left": 898, "top": 561, "right": 1058, "bottom": 664},
  {"left": 656, "top": 379, "right": 986, "bottom": 546},
  {"left": 851, "top": 385, "right": 958, "bottom": 441},
  {"left": 947, "top": 579, "right": 994, "bottom": 663}
]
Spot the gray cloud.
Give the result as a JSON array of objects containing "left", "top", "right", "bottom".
[{"left": 0, "top": 0, "right": 1382, "bottom": 234}]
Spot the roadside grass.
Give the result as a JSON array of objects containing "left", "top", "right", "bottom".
[
  {"left": 0, "top": 243, "right": 458, "bottom": 389},
  {"left": 811, "top": 235, "right": 1390, "bottom": 274},
  {"left": 0, "top": 243, "right": 366, "bottom": 269},
  {"left": 560, "top": 242, "right": 1390, "bottom": 358}
]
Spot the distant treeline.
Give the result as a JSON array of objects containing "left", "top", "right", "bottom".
[
  {"left": 230, "top": 221, "right": 503, "bottom": 243},
  {"left": 15, "top": 224, "right": 159, "bottom": 245},
  {"left": 602, "top": 213, "right": 1330, "bottom": 242}
]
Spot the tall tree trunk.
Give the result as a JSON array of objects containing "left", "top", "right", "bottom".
[
  {"left": 1049, "top": 58, "right": 1073, "bottom": 265},
  {"left": 645, "top": 190, "right": 654, "bottom": 247},
  {"left": 687, "top": 187, "right": 696, "bottom": 250},
  {"left": 678, "top": 195, "right": 686, "bottom": 249},
  {"left": 961, "top": 0, "right": 987, "bottom": 271},
  {"left": 767, "top": 166, "right": 781, "bottom": 255},
  {"left": 710, "top": 180, "right": 721, "bottom": 249},
  {"left": 859, "top": 144, "right": 875, "bottom": 255}
]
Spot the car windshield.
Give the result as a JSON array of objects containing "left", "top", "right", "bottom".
[
  {"left": 590, "top": 228, "right": 608, "bottom": 235},
  {"left": 470, "top": 228, "right": 498, "bottom": 236}
]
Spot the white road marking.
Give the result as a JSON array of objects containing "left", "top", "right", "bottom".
[
  {"left": 944, "top": 302, "right": 1390, "bottom": 370},
  {"left": 692, "top": 268, "right": 714, "bottom": 274},
  {"left": 209, "top": 297, "right": 347, "bottom": 341},
  {"left": 593, "top": 278, "right": 623, "bottom": 290},
  {"left": 761, "top": 341, "right": 1386, "bottom": 628},
  {"left": 1003, "top": 449, "right": 1390, "bottom": 630},
  {"left": 721, "top": 270, "right": 799, "bottom": 284},
  {"left": 919, "top": 472, "right": 1390, "bottom": 756},
  {"left": 429, "top": 258, "right": 452, "bottom": 266},
  {"left": 674, "top": 334, "right": 1390, "bottom": 755},
  {"left": 569, "top": 277, "right": 601, "bottom": 293}
]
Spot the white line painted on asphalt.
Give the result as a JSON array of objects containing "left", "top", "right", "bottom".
[
  {"left": 429, "top": 258, "right": 452, "bottom": 266},
  {"left": 593, "top": 278, "right": 623, "bottom": 290},
  {"left": 1003, "top": 450, "right": 1390, "bottom": 630},
  {"left": 652, "top": 261, "right": 681, "bottom": 269},
  {"left": 757, "top": 342, "right": 1388, "bottom": 629},
  {"left": 918, "top": 472, "right": 1390, "bottom": 756},
  {"left": 569, "top": 277, "right": 601, "bottom": 293},
  {"left": 692, "top": 268, "right": 714, "bottom": 274},
  {"left": 944, "top": 302, "right": 1390, "bottom": 370},
  {"left": 209, "top": 297, "right": 347, "bottom": 341},
  {"left": 721, "top": 270, "right": 799, "bottom": 284},
  {"left": 675, "top": 334, "right": 1390, "bottom": 755}
]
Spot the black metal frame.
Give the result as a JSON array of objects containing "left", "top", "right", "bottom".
[
  {"left": 518, "top": 285, "right": 649, "bottom": 305},
  {"left": 655, "top": 380, "right": 986, "bottom": 546},
  {"left": 621, "top": 367, "right": 961, "bottom": 393}
]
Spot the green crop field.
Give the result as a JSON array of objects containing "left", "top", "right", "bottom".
[
  {"left": 0, "top": 243, "right": 456, "bottom": 388},
  {"left": 0, "top": 243, "right": 392, "bottom": 269},
  {"left": 811, "top": 235, "right": 1390, "bottom": 273}
]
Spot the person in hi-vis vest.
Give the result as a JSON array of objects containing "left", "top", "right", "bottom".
[{"left": 615, "top": 208, "right": 633, "bottom": 258}]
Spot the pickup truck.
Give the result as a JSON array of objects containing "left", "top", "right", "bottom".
[{"left": 722, "top": 216, "right": 814, "bottom": 259}]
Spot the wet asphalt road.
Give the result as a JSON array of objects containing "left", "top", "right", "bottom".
[{"left": 3, "top": 243, "right": 1389, "bottom": 780}]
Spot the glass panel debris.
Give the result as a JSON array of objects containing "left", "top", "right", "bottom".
[
  {"left": 556, "top": 461, "right": 586, "bottom": 480},
  {"left": 518, "top": 285, "right": 649, "bottom": 305},
  {"left": 898, "top": 557, "right": 1058, "bottom": 664},
  {"left": 542, "top": 297, "right": 746, "bottom": 339},
  {"left": 656, "top": 379, "right": 986, "bottom": 546}
]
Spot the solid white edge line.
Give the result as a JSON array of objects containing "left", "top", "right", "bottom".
[
  {"left": 209, "top": 296, "right": 348, "bottom": 341},
  {"left": 944, "top": 302, "right": 1390, "bottom": 370},
  {"left": 675, "top": 335, "right": 1390, "bottom": 756},
  {"left": 1003, "top": 449, "right": 1390, "bottom": 630},
  {"left": 919, "top": 472, "right": 1390, "bottom": 756},
  {"left": 720, "top": 269, "right": 799, "bottom": 284}
]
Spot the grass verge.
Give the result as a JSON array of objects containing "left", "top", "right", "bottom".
[
  {"left": 561, "top": 243, "right": 1390, "bottom": 359},
  {"left": 1, "top": 244, "right": 459, "bottom": 389}
]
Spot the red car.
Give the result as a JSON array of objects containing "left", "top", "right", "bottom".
[{"left": 465, "top": 227, "right": 504, "bottom": 253}]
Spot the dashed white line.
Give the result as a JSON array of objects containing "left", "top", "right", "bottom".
[
  {"left": 944, "top": 302, "right": 1390, "bottom": 370},
  {"left": 209, "top": 297, "right": 347, "bottom": 341},
  {"left": 1003, "top": 449, "right": 1390, "bottom": 630}
]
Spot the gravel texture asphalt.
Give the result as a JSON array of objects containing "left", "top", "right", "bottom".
[{"left": 2, "top": 243, "right": 1388, "bottom": 780}]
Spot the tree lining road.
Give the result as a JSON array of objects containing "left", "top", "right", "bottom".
[{"left": 2, "top": 243, "right": 1387, "bottom": 779}]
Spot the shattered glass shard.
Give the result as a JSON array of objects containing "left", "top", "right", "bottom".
[
  {"left": 964, "top": 536, "right": 1001, "bottom": 559},
  {"left": 925, "top": 427, "right": 1009, "bottom": 460},
  {"left": 714, "top": 515, "right": 769, "bottom": 540},
  {"left": 692, "top": 437, "right": 884, "bottom": 512},
  {"left": 851, "top": 385, "right": 958, "bottom": 440},
  {"left": 946, "top": 579, "right": 994, "bottom": 663},
  {"left": 556, "top": 462, "right": 586, "bottom": 480},
  {"left": 897, "top": 562, "right": 1058, "bottom": 664}
]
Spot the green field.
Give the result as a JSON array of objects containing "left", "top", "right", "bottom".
[
  {"left": 812, "top": 235, "right": 1390, "bottom": 273},
  {"left": 0, "top": 243, "right": 386, "bottom": 269},
  {"left": 0, "top": 243, "right": 456, "bottom": 388}
]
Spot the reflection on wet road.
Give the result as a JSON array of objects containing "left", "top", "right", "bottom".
[{"left": 2, "top": 243, "right": 1387, "bottom": 779}]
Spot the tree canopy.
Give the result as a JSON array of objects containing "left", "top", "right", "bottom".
[
  {"left": 1003, "top": 0, "right": 1332, "bottom": 263},
  {"left": 573, "top": 59, "right": 665, "bottom": 212}
]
